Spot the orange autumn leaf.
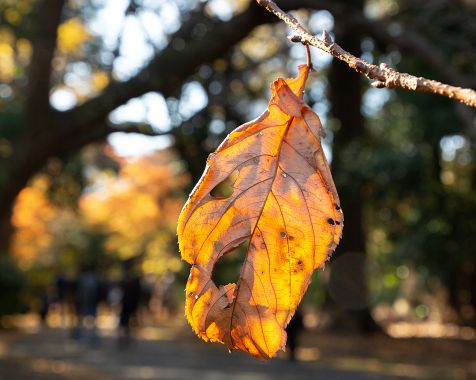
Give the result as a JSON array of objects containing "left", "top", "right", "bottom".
[{"left": 177, "top": 62, "right": 343, "bottom": 360}]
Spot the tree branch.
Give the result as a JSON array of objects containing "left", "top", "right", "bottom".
[
  {"left": 55, "top": 122, "right": 173, "bottom": 157},
  {"left": 340, "top": 11, "right": 476, "bottom": 89},
  {"left": 332, "top": 5, "right": 476, "bottom": 138},
  {"left": 107, "top": 122, "right": 174, "bottom": 138},
  {"left": 53, "top": 0, "right": 476, "bottom": 150},
  {"left": 256, "top": 0, "right": 476, "bottom": 108},
  {"left": 55, "top": 4, "right": 271, "bottom": 139}
]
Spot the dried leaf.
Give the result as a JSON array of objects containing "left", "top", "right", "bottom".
[{"left": 177, "top": 63, "right": 343, "bottom": 359}]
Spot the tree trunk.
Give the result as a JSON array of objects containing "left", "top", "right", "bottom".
[
  {"left": 0, "top": 145, "right": 50, "bottom": 255},
  {"left": 326, "top": 7, "right": 381, "bottom": 333},
  {"left": 0, "top": 167, "right": 45, "bottom": 255},
  {"left": 0, "top": 0, "right": 64, "bottom": 255},
  {"left": 0, "top": 208, "right": 14, "bottom": 255}
]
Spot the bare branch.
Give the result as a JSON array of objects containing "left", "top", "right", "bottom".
[
  {"left": 256, "top": 0, "right": 476, "bottom": 108},
  {"left": 341, "top": 11, "right": 475, "bottom": 89}
]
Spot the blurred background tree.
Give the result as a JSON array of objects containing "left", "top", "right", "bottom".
[{"left": 0, "top": 0, "right": 475, "bottom": 331}]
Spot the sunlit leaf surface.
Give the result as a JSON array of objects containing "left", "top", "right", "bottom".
[{"left": 178, "top": 63, "right": 343, "bottom": 359}]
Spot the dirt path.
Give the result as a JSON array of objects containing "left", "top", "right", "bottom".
[{"left": 0, "top": 327, "right": 474, "bottom": 380}]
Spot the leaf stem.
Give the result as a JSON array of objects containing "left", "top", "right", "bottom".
[{"left": 305, "top": 44, "right": 311, "bottom": 69}]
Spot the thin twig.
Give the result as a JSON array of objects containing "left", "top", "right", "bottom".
[{"left": 256, "top": 0, "right": 476, "bottom": 108}]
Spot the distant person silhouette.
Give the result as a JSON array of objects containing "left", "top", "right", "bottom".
[
  {"left": 156, "top": 271, "right": 176, "bottom": 318},
  {"left": 286, "top": 308, "right": 304, "bottom": 361},
  {"left": 39, "top": 286, "right": 55, "bottom": 325},
  {"left": 75, "top": 264, "right": 101, "bottom": 345},
  {"left": 55, "top": 271, "right": 67, "bottom": 326},
  {"left": 118, "top": 264, "right": 142, "bottom": 348}
]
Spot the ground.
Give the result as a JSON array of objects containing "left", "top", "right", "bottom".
[{"left": 0, "top": 320, "right": 474, "bottom": 380}]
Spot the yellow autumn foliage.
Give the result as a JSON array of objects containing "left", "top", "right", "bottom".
[
  {"left": 79, "top": 151, "right": 187, "bottom": 272},
  {"left": 90, "top": 71, "right": 109, "bottom": 93},
  {"left": 11, "top": 176, "right": 57, "bottom": 266},
  {"left": 0, "top": 41, "right": 14, "bottom": 81},
  {"left": 11, "top": 148, "right": 187, "bottom": 275},
  {"left": 16, "top": 38, "right": 32, "bottom": 64},
  {"left": 57, "top": 17, "right": 90, "bottom": 54}
]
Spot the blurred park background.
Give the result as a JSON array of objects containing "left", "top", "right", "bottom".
[{"left": 1, "top": 0, "right": 476, "bottom": 379}]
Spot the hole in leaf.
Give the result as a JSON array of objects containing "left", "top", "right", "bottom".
[
  {"left": 211, "top": 239, "right": 249, "bottom": 287},
  {"left": 210, "top": 169, "right": 239, "bottom": 199}
]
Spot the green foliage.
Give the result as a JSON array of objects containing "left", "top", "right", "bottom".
[
  {"left": 0, "top": 256, "right": 25, "bottom": 315},
  {"left": 354, "top": 79, "right": 476, "bottom": 318}
]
